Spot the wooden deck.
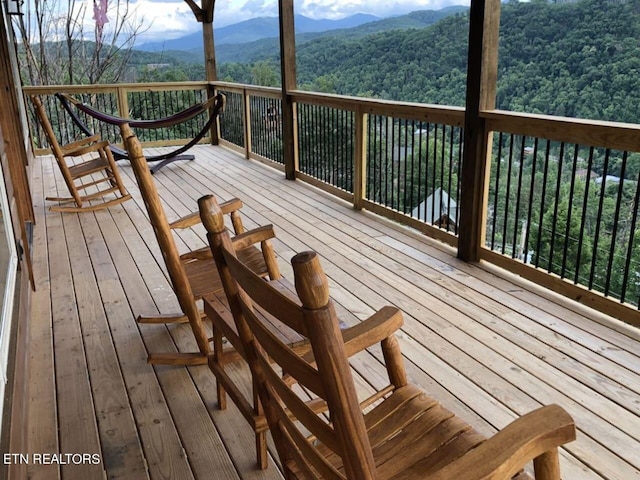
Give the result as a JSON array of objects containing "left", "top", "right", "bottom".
[{"left": 22, "top": 144, "right": 640, "bottom": 480}]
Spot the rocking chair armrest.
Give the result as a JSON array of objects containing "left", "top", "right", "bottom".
[
  {"left": 60, "top": 134, "right": 101, "bottom": 153},
  {"left": 299, "top": 306, "right": 403, "bottom": 367},
  {"left": 341, "top": 306, "right": 404, "bottom": 358},
  {"left": 231, "top": 225, "right": 276, "bottom": 251},
  {"left": 219, "top": 197, "right": 243, "bottom": 215},
  {"left": 169, "top": 198, "right": 243, "bottom": 230},
  {"left": 180, "top": 246, "right": 212, "bottom": 261},
  {"left": 428, "top": 404, "right": 576, "bottom": 480},
  {"left": 62, "top": 139, "right": 110, "bottom": 157},
  {"left": 170, "top": 211, "right": 201, "bottom": 229}
]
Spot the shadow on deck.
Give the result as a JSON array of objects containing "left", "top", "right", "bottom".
[{"left": 22, "top": 145, "right": 640, "bottom": 480}]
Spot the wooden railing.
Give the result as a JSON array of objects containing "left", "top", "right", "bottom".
[
  {"left": 214, "top": 81, "right": 640, "bottom": 326},
  {"left": 214, "top": 82, "right": 466, "bottom": 247},
  {"left": 481, "top": 110, "right": 640, "bottom": 324},
  {"left": 22, "top": 81, "right": 640, "bottom": 326},
  {"left": 24, "top": 82, "right": 212, "bottom": 154}
]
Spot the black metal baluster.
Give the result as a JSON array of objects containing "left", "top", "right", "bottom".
[
  {"left": 424, "top": 123, "right": 431, "bottom": 221},
  {"left": 416, "top": 123, "right": 424, "bottom": 220},
  {"left": 561, "top": 145, "right": 580, "bottom": 278},
  {"left": 534, "top": 140, "right": 552, "bottom": 268},
  {"left": 455, "top": 127, "right": 463, "bottom": 233},
  {"left": 402, "top": 119, "right": 409, "bottom": 213},
  {"left": 491, "top": 132, "right": 504, "bottom": 250},
  {"left": 605, "top": 151, "right": 628, "bottom": 297},
  {"left": 384, "top": 116, "right": 389, "bottom": 207},
  {"left": 589, "top": 149, "right": 611, "bottom": 290},
  {"left": 523, "top": 138, "right": 540, "bottom": 265},
  {"left": 439, "top": 123, "right": 446, "bottom": 226},
  {"left": 575, "top": 146, "right": 595, "bottom": 285},
  {"left": 621, "top": 168, "right": 640, "bottom": 304},
  {"left": 446, "top": 126, "right": 455, "bottom": 232},
  {"left": 501, "top": 134, "right": 515, "bottom": 255},
  {"left": 431, "top": 124, "right": 438, "bottom": 224},
  {"left": 512, "top": 136, "right": 526, "bottom": 259},
  {"left": 547, "top": 142, "right": 566, "bottom": 273}
]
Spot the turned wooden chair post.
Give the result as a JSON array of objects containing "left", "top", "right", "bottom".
[
  {"left": 533, "top": 450, "right": 561, "bottom": 480},
  {"left": 121, "top": 122, "right": 211, "bottom": 358},
  {"left": 291, "top": 252, "right": 378, "bottom": 479}
]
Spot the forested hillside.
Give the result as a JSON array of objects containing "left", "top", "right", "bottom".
[
  {"left": 218, "top": 0, "right": 640, "bottom": 123},
  {"left": 215, "top": 6, "right": 468, "bottom": 64}
]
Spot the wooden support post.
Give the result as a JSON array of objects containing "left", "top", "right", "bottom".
[
  {"left": 457, "top": 0, "right": 500, "bottom": 262},
  {"left": 202, "top": 22, "right": 216, "bottom": 83},
  {"left": 0, "top": 14, "right": 35, "bottom": 288},
  {"left": 243, "top": 88, "right": 252, "bottom": 159},
  {"left": 199, "top": 0, "right": 219, "bottom": 145},
  {"left": 353, "top": 108, "right": 368, "bottom": 210},
  {"left": 279, "top": 0, "right": 298, "bottom": 180}
]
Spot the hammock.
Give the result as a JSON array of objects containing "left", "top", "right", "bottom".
[{"left": 56, "top": 92, "right": 225, "bottom": 173}]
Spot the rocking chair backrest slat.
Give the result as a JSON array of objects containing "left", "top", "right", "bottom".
[{"left": 223, "top": 249, "right": 306, "bottom": 334}]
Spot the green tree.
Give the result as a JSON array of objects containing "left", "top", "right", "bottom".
[{"left": 251, "top": 61, "right": 279, "bottom": 87}]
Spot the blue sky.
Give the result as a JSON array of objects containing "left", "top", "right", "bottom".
[{"left": 133, "top": 0, "right": 470, "bottom": 42}]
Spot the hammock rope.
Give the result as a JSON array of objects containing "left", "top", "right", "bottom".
[{"left": 56, "top": 92, "right": 225, "bottom": 165}]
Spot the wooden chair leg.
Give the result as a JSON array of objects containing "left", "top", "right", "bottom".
[
  {"left": 212, "top": 327, "right": 227, "bottom": 410},
  {"left": 253, "top": 380, "right": 268, "bottom": 470},
  {"left": 533, "top": 449, "right": 561, "bottom": 480},
  {"left": 256, "top": 431, "right": 268, "bottom": 470}
]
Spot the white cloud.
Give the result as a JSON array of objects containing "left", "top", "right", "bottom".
[
  {"left": 132, "top": 0, "right": 200, "bottom": 42},
  {"left": 215, "top": 0, "right": 278, "bottom": 27},
  {"left": 132, "top": 0, "right": 470, "bottom": 42},
  {"left": 298, "top": 0, "right": 460, "bottom": 20}
]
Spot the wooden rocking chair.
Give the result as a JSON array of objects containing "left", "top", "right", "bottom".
[
  {"left": 119, "top": 122, "right": 269, "bottom": 366},
  {"left": 200, "top": 196, "right": 577, "bottom": 480},
  {"left": 31, "top": 95, "right": 131, "bottom": 212},
  {"left": 201, "top": 195, "right": 403, "bottom": 470}
]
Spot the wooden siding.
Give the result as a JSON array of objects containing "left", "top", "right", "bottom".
[{"left": 20, "top": 145, "right": 640, "bottom": 480}]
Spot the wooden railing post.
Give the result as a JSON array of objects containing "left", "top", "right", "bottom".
[
  {"left": 279, "top": 0, "right": 299, "bottom": 180},
  {"left": 116, "top": 86, "right": 130, "bottom": 121},
  {"left": 457, "top": 0, "right": 500, "bottom": 262},
  {"left": 243, "top": 88, "right": 252, "bottom": 159},
  {"left": 353, "top": 107, "right": 368, "bottom": 210}
]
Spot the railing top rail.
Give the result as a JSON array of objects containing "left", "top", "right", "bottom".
[
  {"left": 24, "top": 81, "right": 209, "bottom": 96},
  {"left": 482, "top": 109, "right": 640, "bottom": 153},
  {"left": 212, "top": 81, "right": 281, "bottom": 98},
  {"left": 290, "top": 89, "right": 465, "bottom": 126}
]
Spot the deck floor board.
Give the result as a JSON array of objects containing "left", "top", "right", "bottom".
[{"left": 21, "top": 145, "right": 640, "bottom": 480}]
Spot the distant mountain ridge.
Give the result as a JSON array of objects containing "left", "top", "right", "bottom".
[{"left": 138, "top": 13, "right": 380, "bottom": 52}]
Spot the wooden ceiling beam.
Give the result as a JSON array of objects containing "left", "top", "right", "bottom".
[
  {"left": 201, "top": 0, "right": 215, "bottom": 23},
  {"left": 184, "top": 0, "right": 205, "bottom": 22}
]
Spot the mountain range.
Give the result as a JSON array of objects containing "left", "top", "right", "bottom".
[
  {"left": 137, "top": 6, "right": 469, "bottom": 64},
  {"left": 138, "top": 13, "right": 380, "bottom": 52}
]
